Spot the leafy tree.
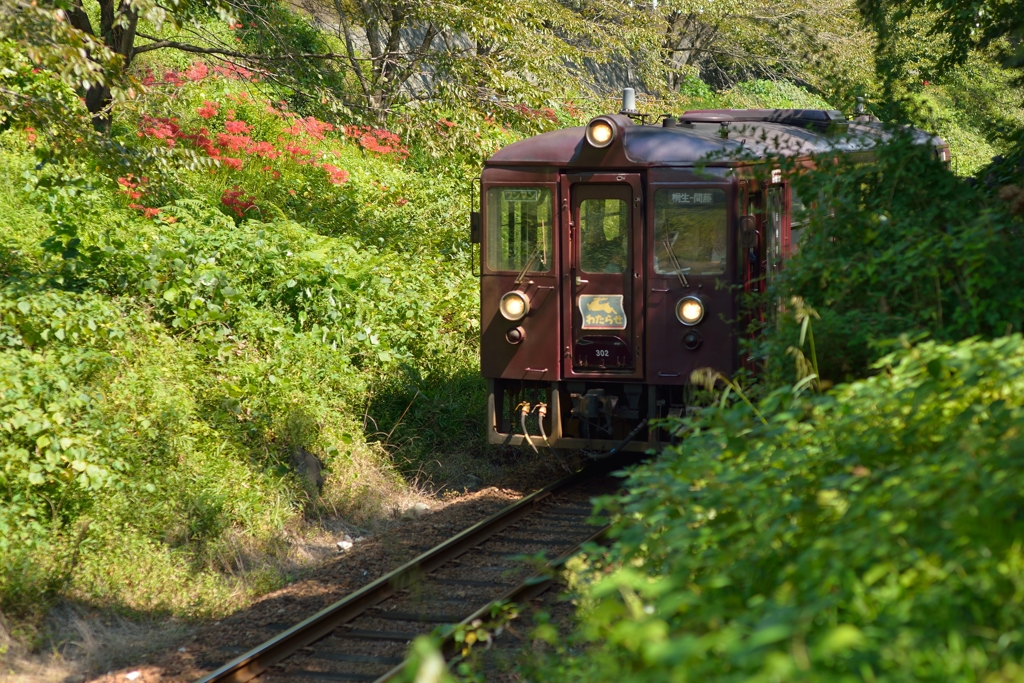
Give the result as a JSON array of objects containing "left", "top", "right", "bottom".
[
  {"left": 857, "top": 0, "right": 1024, "bottom": 77},
  {"left": 305, "top": 0, "right": 645, "bottom": 120},
  {"left": 651, "top": 0, "right": 873, "bottom": 93},
  {"left": 1, "top": 0, "right": 243, "bottom": 130}
]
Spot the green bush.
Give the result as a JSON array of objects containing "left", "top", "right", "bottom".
[
  {"left": 531, "top": 334, "right": 1024, "bottom": 682},
  {"left": 760, "top": 131, "right": 1024, "bottom": 384}
]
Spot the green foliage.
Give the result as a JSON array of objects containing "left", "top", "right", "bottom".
[
  {"left": 0, "top": 62, "right": 480, "bottom": 620},
  {"left": 531, "top": 334, "right": 1024, "bottom": 682},
  {"left": 759, "top": 131, "right": 1024, "bottom": 383}
]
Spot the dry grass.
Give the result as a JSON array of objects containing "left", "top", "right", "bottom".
[{"left": 0, "top": 603, "right": 194, "bottom": 683}]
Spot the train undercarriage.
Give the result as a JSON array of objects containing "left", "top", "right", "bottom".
[{"left": 486, "top": 378, "right": 693, "bottom": 453}]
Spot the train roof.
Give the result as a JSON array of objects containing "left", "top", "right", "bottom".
[{"left": 485, "top": 110, "right": 945, "bottom": 168}]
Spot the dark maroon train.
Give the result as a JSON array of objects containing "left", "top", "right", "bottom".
[{"left": 473, "top": 92, "right": 948, "bottom": 453}]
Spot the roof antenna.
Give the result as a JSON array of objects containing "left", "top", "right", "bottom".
[
  {"left": 619, "top": 87, "right": 649, "bottom": 124},
  {"left": 620, "top": 88, "right": 638, "bottom": 115}
]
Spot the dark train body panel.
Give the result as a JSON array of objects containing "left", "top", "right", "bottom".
[{"left": 478, "top": 105, "right": 948, "bottom": 452}]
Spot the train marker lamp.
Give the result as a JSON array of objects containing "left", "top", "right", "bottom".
[
  {"left": 585, "top": 118, "right": 616, "bottom": 148},
  {"left": 676, "top": 296, "right": 705, "bottom": 325},
  {"left": 499, "top": 291, "right": 531, "bottom": 321}
]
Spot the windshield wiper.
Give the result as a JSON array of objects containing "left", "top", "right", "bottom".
[
  {"left": 514, "top": 220, "right": 548, "bottom": 285},
  {"left": 662, "top": 235, "right": 690, "bottom": 287}
]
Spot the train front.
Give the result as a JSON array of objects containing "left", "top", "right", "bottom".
[{"left": 475, "top": 107, "right": 740, "bottom": 453}]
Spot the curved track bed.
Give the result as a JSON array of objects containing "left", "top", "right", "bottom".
[{"left": 197, "top": 459, "right": 631, "bottom": 683}]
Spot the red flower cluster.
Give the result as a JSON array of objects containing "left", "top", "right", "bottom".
[
  {"left": 217, "top": 133, "right": 252, "bottom": 152},
  {"left": 117, "top": 175, "right": 161, "bottom": 217},
  {"left": 284, "top": 116, "right": 334, "bottom": 140},
  {"left": 183, "top": 62, "right": 209, "bottom": 81},
  {"left": 213, "top": 63, "right": 253, "bottom": 81},
  {"left": 221, "top": 186, "right": 257, "bottom": 217},
  {"left": 513, "top": 103, "right": 557, "bottom": 122},
  {"left": 225, "top": 119, "right": 252, "bottom": 134},
  {"left": 284, "top": 143, "right": 311, "bottom": 159},
  {"left": 344, "top": 125, "right": 409, "bottom": 157},
  {"left": 320, "top": 163, "right": 350, "bottom": 185},
  {"left": 247, "top": 141, "right": 279, "bottom": 159},
  {"left": 117, "top": 174, "right": 146, "bottom": 200},
  {"left": 197, "top": 101, "right": 219, "bottom": 119},
  {"left": 25, "top": 127, "right": 37, "bottom": 144},
  {"left": 135, "top": 94, "right": 355, "bottom": 204},
  {"left": 139, "top": 115, "right": 181, "bottom": 147},
  {"left": 181, "top": 127, "right": 219, "bottom": 157}
]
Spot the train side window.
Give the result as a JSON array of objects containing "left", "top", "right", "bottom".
[
  {"left": 654, "top": 188, "right": 727, "bottom": 276},
  {"left": 579, "top": 198, "right": 628, "bottom": 274},
  {"left": 485, "top": 187, "right": 553, "bottom": 273}
]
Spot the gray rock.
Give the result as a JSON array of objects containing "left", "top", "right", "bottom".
[
  {"left": 463, "top": 474, "right": 483, "bottom": 492},
  {"left": 402, "top": 502, "right": 431, "bottom": 520},
  {"left": 291, "top": 446, "right": 325, "bottom": 494}
]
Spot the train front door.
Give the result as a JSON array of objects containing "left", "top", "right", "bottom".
[{"left": 560, "top": 173, "right": 644, "bottom": 379}]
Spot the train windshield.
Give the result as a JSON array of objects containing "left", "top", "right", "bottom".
[
  {"left": 580, "top": 198, "right": 628, "bottom": 274},
  {"left": 654, "top": 188, "right": 727, "bottom": 276},
  {"left": 485, "top": 187, "right": 554, "bottom": 273}
]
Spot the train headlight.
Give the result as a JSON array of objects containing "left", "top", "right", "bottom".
[
  {"left": 499, "top": 291, "right": 531, "bottom": 321},
  {"left": 585, "top": 118, "right": 616, "bottom": 148},
  {"left": 676, "top": 296, "right": 705, "bottom": 325}
]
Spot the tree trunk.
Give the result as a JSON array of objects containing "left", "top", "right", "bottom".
[{"left": 67, "top": 0, "right": 136, "bottom": 132}]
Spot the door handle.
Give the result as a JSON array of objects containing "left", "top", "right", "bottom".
[{"left": 575, "top": 277, "right": 589, "bottom": 286}]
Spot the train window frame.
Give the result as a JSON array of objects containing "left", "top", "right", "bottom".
[
  {"left": 484, "top": 186, "right": 555, "bottom": 274},
  {"left": 652, "top": 187, "right": 729, "bottom": 277}
]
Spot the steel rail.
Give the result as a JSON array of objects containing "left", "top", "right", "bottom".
[
  {"left": 372, "top": 525, "right": 611, "bottom": 682},
  {"left": 195, "top": 465, "right": 600, "bottom": 683}
]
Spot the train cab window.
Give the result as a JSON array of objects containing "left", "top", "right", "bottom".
[
  {"left": 654, "top": 188, "right": 727, "bottom": 276},
  {"left": 579, "top": 198, "right": 629, "bottom": 274},
  {"left": 485, "top": 187, "right": 553, "bottom": 273}
]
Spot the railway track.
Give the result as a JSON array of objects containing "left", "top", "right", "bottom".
[{"left": 196, "top": 459, "right": 631, "bottom": 683}]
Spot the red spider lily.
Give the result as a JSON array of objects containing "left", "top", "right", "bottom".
[
  {"left": 197, "top": 101, "right": 219, "bottom": 119},
  {"left": 141, "top": 71, "right": 156, "bottom": 87},
  {"left": 143, "top": 207, "right": 161, "bottom": 218},
  {"left": 213, "top": 64, "right": 253, "bottom": 81},
  {"left": 221, "top": 157, "right": 243, "bottom": 170},
  {"left": 283, "top": 116, "right": 334, "bottom": 140},
  {"left": 344, "top": 125, "right": 409, "bottom": 157},
  {"left": 438, "top": 118, "right": 456, "bottom": 129},
  {"left": 162, "top": 71, "right": 184, "bottom": 87},
  {"left": 284, "top": 143, "right": 311, "bottom": 159},
  {"left": 229, "top": 92, "right": 251, "bottom": 103},
  {"left": 395, "top": 197, "right": 409, "bottom": 206},
  {"left": 221, "top": 186, "right": 257, "bottom": 217},
  {"left": 25, "top": 127, "right": 36, "bottom": 144},
  {"left": 226, "top": 109, "right": 236, "bottom": 120},
  {"left": 184, "top": 62, "right": 209, "bottom": 82},
  {"left": 247, "top": 141, "right": 279, "bottom": 159},
  {"left": 320, "top": 163, "right": 349, "bottom": 185},
  {"left": 181, "top": 127, "right": 220, "bottom": 157},
  {"left": 117, "top": 175, "right": 145, "bottom": 200},
  {"left": 225, "top": 119, "right": 252, "bottom": 134},
  {"left": 217, "top": 133, "right": 253, "bottom": 152},
  {"left": 140, "top": 115, "right": 181, "bottom": 147}
]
